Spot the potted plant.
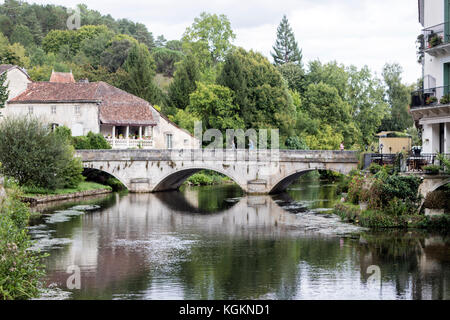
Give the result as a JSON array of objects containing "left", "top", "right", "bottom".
[
  {"left": 440, "top": 94, "right": 450, "bottom": 105},
  {"left": 428, "top": 33, "right": 443, "bottom": 48},
  {"left": 424, "top": 164, "right": 440, "bottom": 175},
  {"left": 426, "top": 96, "right": 438, "bottom": 105}
]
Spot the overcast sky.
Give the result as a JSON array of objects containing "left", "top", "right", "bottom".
[{"left": 23, "top": 0, "right": 423, "bottom": 84}]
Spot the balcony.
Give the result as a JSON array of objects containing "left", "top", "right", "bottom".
[
  {"left": 105, "top": 138, "right": 154, "bottom": 149},
  {"left": 411, "top": 86, "right": 450, "bottom": 108},
  {"left": 422, "top": 22, "right": 450, "bottom": 56}
]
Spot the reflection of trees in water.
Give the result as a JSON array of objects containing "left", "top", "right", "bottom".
[
  {"left": 174, "top": 237, "right": 349, "bottom": 299},
  {"left": 358, "top": 231, "right": 450, "bottom": 300},
  {"left": 155, "top": 185, "right": 243, "bottom": 214},
  {"left": 285, "top": 178, "right": 341, "bottom": 209}
]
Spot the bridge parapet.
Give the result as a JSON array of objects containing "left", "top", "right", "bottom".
[{"left": 75, "top": 149, "right": 359, "bottom": 163}]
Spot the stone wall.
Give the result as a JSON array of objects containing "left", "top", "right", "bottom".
[{"left": 0, "top": 176, "right": 6, "bottom": 205}]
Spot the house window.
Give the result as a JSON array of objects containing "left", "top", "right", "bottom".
[
  {"left": 51, "top": 105, "right": 57, "bottom": 114},
  {"left": 28, "top": 106, "right": 33, "bottom": 114},
  {"left": 74, "top": 105, "right": 81, "bottom": 116},
  {"left": 166, "top": 134, "right": 173, "bottom": 149}
]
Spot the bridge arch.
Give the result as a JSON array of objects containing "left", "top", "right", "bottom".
[
  {"left": 152, "top": 166, "right": 246, "bottom": 193},
  {"left": 269, "top": 168, "right": 347, "bottom": 194},
  {"left": 81, "top": 163, "right": 131, "bottom": 191},
  {"left": 428, "top": 177, "right": 450, "bottom": 194}
]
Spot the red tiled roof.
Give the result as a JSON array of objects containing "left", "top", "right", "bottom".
[
  {"left": 49, "top": 71, "right": 75, "bottom": 83},
  {"left": 9, "top": 82, "right": 157, "bottom": 126},
  {"left": 0, "top": 64, "right": 14, "bottom": 74}
]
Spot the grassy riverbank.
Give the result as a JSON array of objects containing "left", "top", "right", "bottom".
[{"left": 21, "top": 181, "right": 112, "bottom": 197}]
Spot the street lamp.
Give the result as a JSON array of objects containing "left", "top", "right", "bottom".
[{"left": 380, "top": 143, "right": 384, "bottom": 165}]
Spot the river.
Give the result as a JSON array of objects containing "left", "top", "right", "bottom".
[{"left": 29, "top": 176, "right": 450, "bottom": 300}]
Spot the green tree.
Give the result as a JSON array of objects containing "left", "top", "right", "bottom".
[
  {"left": 278, "top": 62, "right": 305, "bottom": 92},
  {"left": 0, "top": 117, "right": 84, "bottom": 190},
  {"left": 0, "top": 71, "right": 9, "bottom": 108},
  {"left": 187, "top": 82, "right": 244, "bottom": 131},
  {"left": 271, "top": 15, "right": 302, "bottom": 66},
  {"left": 347, "top": 65, "right": 388, "bottom": 146},
  {"left": 182, "top": 12, "right": 236, "bottom": 64},
  {"left": 379, "top": 63, "right": 414, "bottom": 132},
  {"left": 100, "top": 38, "right": 133, "bottom": 72},
  {"left": 122, "top": 42, "right": 162, "bottom": 104},
  {"left": 9, "top": 24, "right": 34, "bottom": 48},
  {"left": 152, "top": 47, "right": 184, "bottom": 77},
  {"left": 218, "top": 47, "right": 296, "bottom": 138},
  {"left": 167, "top": 54, "right": 201, "bottom": 111},
  {"left": 302, "top": 82, "right": 360, "bottom": 147},
  {"left": 304, "top": 125, "right": 344, "bottom": 150}
]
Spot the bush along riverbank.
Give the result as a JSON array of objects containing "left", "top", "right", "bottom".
[
  {"left": 334, "top": 165, "right": 450, "bottom": 230},
  {"left": 0, "top": 179, "right": 47, "bottom": 300},
  {"left": 184, "top": 170, "right": 233, "bottom": 186}
]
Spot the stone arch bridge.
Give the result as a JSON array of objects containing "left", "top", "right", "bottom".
[{"left": 76, "top": 149, "right": 359, "bottom": 194}]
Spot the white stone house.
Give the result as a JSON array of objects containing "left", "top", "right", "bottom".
[
  {"left": 411, "top": 0, "right": 450, "bottom": 154},
  {"left": 2, "top": 69, "right": 199, "bottom": 150},
  {"left": 0, "top": 64, "right": 32, "bottom": 117}
]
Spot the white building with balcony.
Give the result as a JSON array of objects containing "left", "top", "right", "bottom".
[
  {"left": 411, "top": 0, "right": 450, "bottom": 154},
  {"left": 1, "top": 69, "right": 199, "bottom": 150}
]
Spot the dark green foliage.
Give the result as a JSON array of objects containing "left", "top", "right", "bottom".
[
  {"left": 72, "top": 131, "right": 112, "bottom": 150},
  {"left": 100, "top": 39, "right": 133, "bottom": 72},
  {"left": 168, "top": 54, "right": 201, "bottom": 110},
  {"left": 0, "top": 117, "right": 84, "bottom": 190},
  {"left": 217, "top": 48, "right": 296, "bottom": 138},
  {"left": 123, "top": 42, "right": 163, "bottom": 105},
  {"left": 278, "top": 62, "right": 305, "bottom": 92},
  {"left": 0, "top": 71, "right": 8, "bottom": 108},
  {"left": 381, "top": 175, "right": 422, "bottom": 209},
  {"left": 152, "top": 47, "right": 184, "bottom": 77},
  {"left": 424, "top": 165, "right": 440, "bottom": 175},
  {"left": 0, "top": 184, "right": 46, "bottom": 300},
  {"left": 271, "top": 15, "right": 303, "bottom": 66},
  {"left": 285, "top": 136, "right": 309, "bottom": 150}
]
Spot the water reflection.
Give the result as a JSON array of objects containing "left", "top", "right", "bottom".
[{"left": 30, "top": 182, "right": 450, "bottom": 300}]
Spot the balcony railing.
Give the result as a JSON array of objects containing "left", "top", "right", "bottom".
[
  {"left": 411, "top": 85, "right": 450, "bottom": 108},
  {"left": 106, "top": 138, "right": 154, "bottom": 149},
  {"left": 422, "top": 22, "right": 450, "bottom": 56},
  {"left": 363, "top": 153, "right": 450, "bottom": 172}
]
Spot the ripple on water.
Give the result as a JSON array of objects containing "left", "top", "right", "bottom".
[{"left": 112, "top": 235, "right": 198, "bottom": 273}]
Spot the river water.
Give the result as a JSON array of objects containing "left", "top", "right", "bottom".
[{"left": 29, "top": 177, "right": 450, "bottom": 300}]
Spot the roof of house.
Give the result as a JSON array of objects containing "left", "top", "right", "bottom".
[
  {"left": 9, "top": 81, "right": 157, "bottom": 126},
  {"left": 0, "top": 64, "right": 31, "bottom": 79},
  {"left": 49, "top": 71, "right": 75, "bottom": 83},
  {"left": 0, "top": 64, "right": 14, "bottom": 74}
]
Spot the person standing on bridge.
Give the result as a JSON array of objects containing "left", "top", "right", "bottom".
[{"left": 340, "top": 142, "right": 345, "bottom": 152}]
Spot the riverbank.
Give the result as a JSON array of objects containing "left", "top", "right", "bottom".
[
  {"left": 333, "top": 165, "right": 450, "bottom": 231},
  {"left": 21, "top": 182, "right": 112, "bottom": 205}
]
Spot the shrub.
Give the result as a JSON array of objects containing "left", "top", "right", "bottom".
[
  {"left": 368, "top": 162, "right": 383, "bottom": 174},
  {"left": 347, "top": 172, "right": 365, "bottom": 204},
  {"left": 424, "top": 165, "right": 440, "bottom": 175},
  {"left": 187, "top": 173, "right": 214, "bottom": 186},
  {"left": 72, "top": 131, "right": 111, "bottom": 150},
  {"left": 0, "top": 117, "right": 84, "bottom": 190},
  {"left": 0, "top": 188, "right": 46, "bottom": 300}
]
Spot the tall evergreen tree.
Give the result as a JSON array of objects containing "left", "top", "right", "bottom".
[
  {"left": 122, "top": 42, "right": 162, "bottom": 105},
  {"left": 271, "top": 15, "right": 303, "bottom": 66},
  {"left": 0, "top": 72, "right": 9, "bottom": 108}
]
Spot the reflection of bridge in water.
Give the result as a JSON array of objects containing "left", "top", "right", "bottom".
[
  {"left": 40, "top": 191, "right": 450, "bottom": 300},
  {"left": 76, "top": 149, "right": 359, "bottom": 194}
]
